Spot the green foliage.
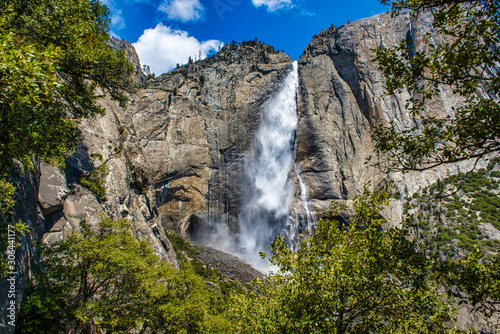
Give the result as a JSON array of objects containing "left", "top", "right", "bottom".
[
  {"left": 438, "top": 248, "right": 500, "bottom": 329},
  {"left": 79, "top": 148, "right": 124, "bottom": 201},
  {"left": 18, "top": 218, "right": 161, "bottom": 333},
  {"left": 230, "top": 185, "right": 455, "bottom": 333},
  {"left": 372, "top": 1, "right": 500, "bottom": 323},
  {"left": 167, "top": 231, "right": 246, "bottom": 298},
  {"left": 0, "top": 0, "right": 133, "bottom": 176},
  {"left": 0, "top": 221, "right": 28, "bottom": 276},
  {"left": 0, "top": 179, "right": 15, "bottom": 217},
  {"left": 402, "top": 166, "right": 500, "bottom": 326},
  {"left": 17, "top": 218, "right": 232, "bottom": 334},
  {"left": 79, "top": 164, "right": 108, "bottom": 202},
  {"left": 362, "top": 2, "right": 500, "bottom": 328},
  {"left": 167, "top": 230, "right": 199, "bottom": 259},
  {"left": 0, "top": 9, "right": 74, "bottom": 176},
  {"left": 15, "top": 282, "right": 67, "bottom": 333},
  {"left": 0, "top": 226, "right": 28, "bottom": 276},
  {"left": 372, "top": 0, "right": 500, "bottom": 171},
  {"left": 6, "top": 0, "right": 134, "bottom": 115},
  {"left": 0, "top": 179, "right": 28, "bottom": 276}
]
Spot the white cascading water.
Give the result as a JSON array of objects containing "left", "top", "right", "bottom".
[
  {"left": 291, "top": 162, "right": 316, "bottom": 248},
  {"left": 236, "top": 61, "right": 299, "bottom": 271}
]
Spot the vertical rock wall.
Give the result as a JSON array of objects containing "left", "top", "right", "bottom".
[
  {"left": 117, "top": 42, "right": 293, "bottom": 237},
  {"left": 296, "top": 11, "right": 476, "bottom": 223}
]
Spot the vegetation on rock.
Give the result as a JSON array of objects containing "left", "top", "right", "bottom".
[
  {"left": 373, "top": 0, "right": 500, "bottom": 327},
  {"left": 79, "top": 164, "right": 108, "bottom": 202},
  {"left": 405, "top": 170, "right": 500, "bottom": 256},
  {"left": 166, "top": 231, "right": 247, "bottom": 296}
]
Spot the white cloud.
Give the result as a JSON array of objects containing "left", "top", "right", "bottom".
[
  {"left": 158, "top": 0, "right": 205, "bottom": 22},
  {"left": 110, "top": 9, "right": 125, "bottom": 30},
  {"left": 100, "top": 0, "right": 125, "bottom": 30},
  {"left": 252, "top": 0, "right": 293, "bottom": 12},
  {"left": 132, "top": 23, "right": 223, "bottom": 75}
]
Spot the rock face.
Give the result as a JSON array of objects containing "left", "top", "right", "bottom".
[
  {"left": 108, "top": 37, "right": 147, "bottom": 84},
  {"left": 296, "top": 11, "right": 474, "bottom": 223},
  {"left": 0, "top": 166, "right": 41, "bottom": 334},
  {"left": 38, "top": 164, "right": 71, "bottom": 216},
  {"left": 113, "top": 41, "right": 292, "bottom": 237},
  {"left": 36, "top": 41, "right": 291, "bottom": 268}
]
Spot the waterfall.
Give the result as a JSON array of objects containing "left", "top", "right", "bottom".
[
  {"left": 293, "top": 163, "right": 316, "bottom": 241},
  {"left": 286, "top": 163, "right": 316, "bottom": 251},
  {"left": 202, "top": 61, "right": 314, "bottom": 271},
  {"left": 236, "top": 61, "right": 299, "bottom": 270}
]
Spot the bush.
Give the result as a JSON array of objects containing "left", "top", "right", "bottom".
[{"left": 79, "top": 164, "right": 107, "bottom": 201}]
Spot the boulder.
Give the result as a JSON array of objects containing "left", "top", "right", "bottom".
[{"left": 38, "top": 164, "right": 70, "bottom": 216}]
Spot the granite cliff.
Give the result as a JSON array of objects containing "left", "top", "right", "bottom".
[
  {"left": 1, "top": 40, "right": 291, "bottom": 332},
  {"left": 296, "top": 11, "right": 487, "bottom": 223}
]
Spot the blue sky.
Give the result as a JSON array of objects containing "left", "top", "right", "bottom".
[{"left": 102, "top": 0, "right": 389, "bottom": 75}]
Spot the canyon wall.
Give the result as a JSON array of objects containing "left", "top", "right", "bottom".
[
  {"left": 45, "top": 40, "right": 293, "bottom": 247},
  {"left": 296, "top": 11, "right": 481, "bottom": 222}
]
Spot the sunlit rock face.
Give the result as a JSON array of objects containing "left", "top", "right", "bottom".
[
  {"left": 41, "top": 42, "right": 291, "bottom": 271},
  {"left": 296, "top": 11, "right": 473, "bottom": 224},
  {"left": 116, "top": 42, "right": 293, "bottom": 239},
  {"left": 109, "top": 37, "right": 147, "bottom": 85}
]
